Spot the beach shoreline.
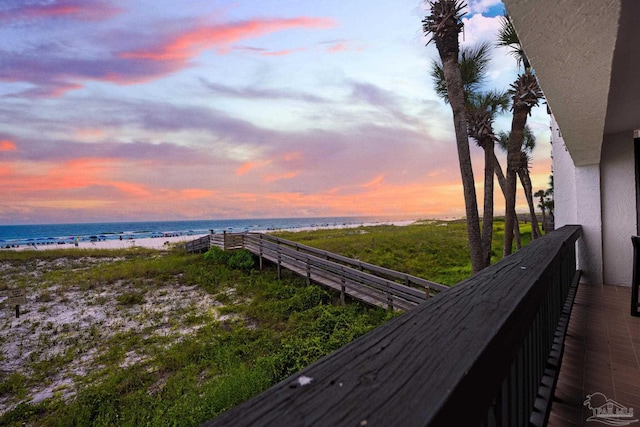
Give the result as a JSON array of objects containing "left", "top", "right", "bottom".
[{"left": 1, "top": 220, "right": 417, "bottom": 252}]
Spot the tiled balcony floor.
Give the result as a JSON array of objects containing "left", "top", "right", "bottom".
[{"left": 548, "top": 283, "right": 640, "bottom": 426}]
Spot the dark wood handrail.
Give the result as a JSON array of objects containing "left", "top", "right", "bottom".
[{"left": 201, "top": 225, "right": 582, "bottom": 427}]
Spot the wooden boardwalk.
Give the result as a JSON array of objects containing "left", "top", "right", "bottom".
[{"left": 184, "top": 232, "right": 448, "bottom": 311}]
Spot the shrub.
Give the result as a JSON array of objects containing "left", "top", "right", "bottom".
[
  {"left": 204, "top": 247, "right": 229, "bottom": 264},
  {"left": 227, "top": 250, "right": 254, "bottom": 271},
  {"left": 204, "top": 248, "right": 254, "bottom": 271}
]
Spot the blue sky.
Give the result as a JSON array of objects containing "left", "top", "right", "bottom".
[{"left": 0, "top": 0, "right": 552, "bottom": 224}]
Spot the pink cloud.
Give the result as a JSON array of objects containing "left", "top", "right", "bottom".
[
  {"left": 121, "top": 17, "right": 335, "bottom": 62},
  {"left": 260, "top": 48, "right": 306, "bottom": 56},
  {"left": 2, "top": 15, "right": 335, "bottom": 98},
  {"left": 324, "top": 40, "right": 363, "bottom": 53},
  {"left": 180, "top": 189, "right": 214, "bottom": 199},
  {"left": 327, "top": 42, "right": 349, "bottom": 52},
  {"left": 0, "top": 140, "right": 17, "bottom": 152},
  {"left": 263, "top": 171, "right": 299, "bottom": 182},
  {"left": 283, "top": 152, "right": 303, "bottom": 162},
  {"left": 361, "top": 175, "right": 384, "bottom": 188},
  {"left": 236, "top": 160, "right": 271, "bottom": 176},
  {"left": 1, "top": 0, "right": 123, "bottom": 22}
]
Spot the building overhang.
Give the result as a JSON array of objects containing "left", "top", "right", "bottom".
[{"left": 503, "top": 0, "right": 640, "bottom": 167}]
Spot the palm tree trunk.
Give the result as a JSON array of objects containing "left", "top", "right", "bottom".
[
  {"left": 518, "top": 169, "right": 541, "bottom": 239},
  {"left": 492, "top": 151, "right": 507, "bottom": 192},
  {"left": 492, "top": 151, "right": 521, "bottom": 252},
  {"left": 441, "top": 54, "right": 485, "bottom": 273},
  {"left": 503, "top": 105, "right": 528, "bottom": 256},
  {"left": 481, "top": 140, "right": 495, "bottom": 266}
]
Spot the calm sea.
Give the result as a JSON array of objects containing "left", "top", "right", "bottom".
[{"left": 0, "top": 216, "right": 411, "bottom": 247}]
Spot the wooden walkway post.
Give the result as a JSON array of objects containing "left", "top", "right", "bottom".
[
  {"left": 276, "top": 245, "right": 281, "bottom": 280},
  {"left": 259, "top": 234, "right": 264, "bottom": 271}
]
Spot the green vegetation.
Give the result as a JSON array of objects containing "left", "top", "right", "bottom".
[
  {"left": 273, "top": 219, "right": 534, "bottom": 286},
  {"left": 0, "top": 247, "right": 394, "bottom": 426},
  {"left": 0, "top": 220, "right": 535, "bottom": 426}
]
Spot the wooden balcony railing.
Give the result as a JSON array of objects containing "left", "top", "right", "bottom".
[{"left": 201, "top": 225, "right": 582, "bottom": 427}]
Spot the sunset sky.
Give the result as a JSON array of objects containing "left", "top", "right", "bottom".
[{"left": 0, "top": 0, "right": 552, "bottom": 225}]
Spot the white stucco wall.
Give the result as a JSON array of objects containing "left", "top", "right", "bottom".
[
  {"left": 551, "top": 116, "right": 604, "bottom": 284},
  {"left": 601, "top": 132, "right": 636, "bottom": 285},
  {"left": 551, "top": 118, "right": 577, "bottom": 226},
  {"left": 574, "top": 165, "right": 604, "bottom": 284}
]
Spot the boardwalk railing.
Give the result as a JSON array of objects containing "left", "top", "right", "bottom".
[
  {"left": 183, "top": 235, "right": 211, "bottom": 253},
  {"left": 243, "top": 233, "right": 447, "bottom": 310},
  {"left": 202, "top": 225, "right": 582, "bottom": 427},
  {"left": 185, "top": 231, "right": 447, "bottom": 310}
]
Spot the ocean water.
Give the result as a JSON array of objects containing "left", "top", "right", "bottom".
[{"left": 0, "top": 216, "right": 412, "bottom": 247}]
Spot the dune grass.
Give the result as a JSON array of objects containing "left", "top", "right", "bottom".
[
  {"left": 0, "top": 219, "right": 535, "bottom": 426},
  {"left": 0, "top": 248, "right": 394, "bottom": 426},
  {"left": 274, "top": 218, "right": 534, "bottom": 286}
]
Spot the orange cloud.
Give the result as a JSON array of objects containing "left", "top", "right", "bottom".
[
  {"left": 74, "top": 128, "right": 104, "bottom": 140},
  {"left": 0, "top": 140, "right": 17, "bottom": 152},
  {"left": 236, "top": 160, "right": 271, "bottom": 175},
  {"left": 121, "top": 17, "right": 335, "bottom": 62},
  {"left": 110, "top": 181, "right": 153, "bottom": 198},
  {"left": 263, "top": 171, "right": 299, "bottom": 182},
  {"left": 180, "top": 188, "right": 214, "bottom": 199},
  {"left": 283, "top": 152, "right": 302, "bottom": 162},
  {"left": 361, "top": 175, "right": 384, "bottom": 188},
  {"left": 0, "top": 157, "right": 222, "bottom": 220}
]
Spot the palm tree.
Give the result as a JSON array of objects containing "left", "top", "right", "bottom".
[
  {"left": 534, "top": 189, "right": 547, "bottom": 232},
  {"left": 431, "top": 43, "right": 508, "bottom": 266},
  {"left": 499, "top": 126, "right": 542, "bottom": 239},
  {"left": 423, "top": 0, "right": 486, "bottom": 273},
  {"left": 497, "top": 14, "right": 544, "bottom": 255},
  {"left": 467, "top": 91, "right": 509, "bottom": 264}
]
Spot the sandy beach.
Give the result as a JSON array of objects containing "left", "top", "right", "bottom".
[
  {"left": 2, "top": 220, "right": 417, "bottom": 252},
  {"left": 2, "top": 234, "right": 209, "bottom": 251}
]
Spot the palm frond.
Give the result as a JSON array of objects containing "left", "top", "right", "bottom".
[
  {"left": 422, "top": 0, "right": 467, "bottom": 41},
  {"left": 496, "top": 13, "right": 530, "bottom": 70},
  {"left": 521, "top": 125, "right": 536, "bottom": 153},
  {"left": 430, "top": 60, "right": 449, "bottom": 103},
  {"left": 431, "top": 42, "right": 494, "bottom": 104},
  {"left": 496, "top": 125, "right": 536, "bottom": 156},
  {"left": 468, "top": 89, "right": 510, "bottom": 114},
  {"left": 497, "top": 131, "right": 509, "bottom": 152},
  {"left": 460, "top": 42, "right": 492, "bottom": 94},
  {"left": 509, "top": 70, "right": 543, "bottom": 111}
]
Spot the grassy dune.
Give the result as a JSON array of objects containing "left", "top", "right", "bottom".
[
  {"left": 0, "top": 219, "right": 533, "bottom": 426},
  {"left": 0, "top": 249, "right": 393, "bottom": 426},
  {"left": 274, "top": 218, "right": 533, "bottom": 286}
]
